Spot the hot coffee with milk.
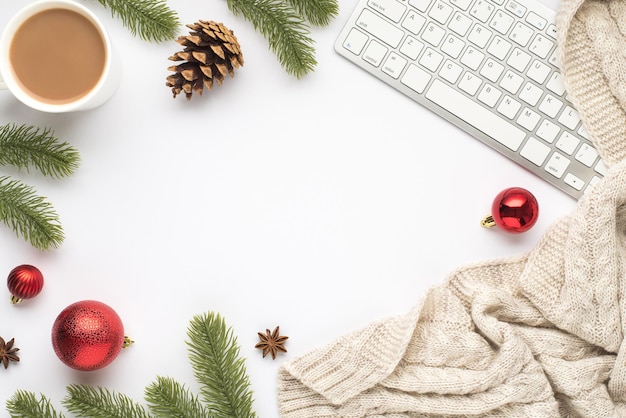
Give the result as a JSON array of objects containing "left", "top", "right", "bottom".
[{"left": 9, "top": 8, "right": 106, "bottom": 104}]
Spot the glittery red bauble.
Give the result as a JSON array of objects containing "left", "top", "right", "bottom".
[
  {"left": 51, "top": 300, "right": 125, "bottom": 371},
  {"left": 491, "top": 187, "right": 539, "bottom": 233},
  {"left": 7, "top": 264, "right": 44, "bottom": 304}
]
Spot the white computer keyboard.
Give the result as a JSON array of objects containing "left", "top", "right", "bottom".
[{"left": 335, "top": 0, "right": 606, "bottom": 199}]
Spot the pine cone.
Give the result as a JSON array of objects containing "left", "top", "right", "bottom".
[{"left": 166, "top": 20, "right": 244, "bottom": 100}]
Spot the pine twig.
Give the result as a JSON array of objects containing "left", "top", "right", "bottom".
[
  {"left": 285, "top": 0, "right": 338, "bottom": 26},
  {"left": 227, "top": 0, "right": 317, "bottom": 78},
  {"left": 187, "top": 312, "right": 256, "bottom": 417},
  {"left": 0, "top": 176, "right": 64, "bottom": 250},
  {"left": 145, "top": 376, "right": 212, "bottom": 418},
  {"left": 94, "top": 0, "right": 180, "bottom": 42},
  {"left": 62, "top": 385, "right": 151, "bottom": 418},
  {"left": 6, "top": 390, "right": 65, "bottom": 418},
  {"left": 6, "top": 313, "right": 256, "bottom": 417},
  {"left": 0, "top": 124, "right": 80, "bottom": 178}
]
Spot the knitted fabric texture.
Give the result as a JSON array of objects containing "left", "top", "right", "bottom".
[{"left": 276, "top": 0, "right": 626, "bottom": 415}]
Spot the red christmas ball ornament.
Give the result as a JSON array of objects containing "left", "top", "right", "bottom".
[
  {"left": 51, "top": 300, "right": 133, "bottom": 371},
  {"left": 480, "top": 187, "right": 539, "bottom": 233},
  {"left": 7, "top": 264, "right": 44, "bottom": 304}
]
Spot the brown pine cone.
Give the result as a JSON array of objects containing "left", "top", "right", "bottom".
[{"left": 166, "top": 20, "right": 244, "bottom": 100}]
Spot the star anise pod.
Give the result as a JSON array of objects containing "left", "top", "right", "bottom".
[
  {"left": 0, "top": 337, "right": 20, "bottom": 369},
  {"left": 255, "top": 326, "right": 288, "bottom": 360}
]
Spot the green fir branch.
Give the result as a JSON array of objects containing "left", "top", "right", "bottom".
[
  {"left": 0, "top": 124, "right": 80, "bottom": 178},
  {"left": 187, "top": 312, "right": 256, "bottom": 418},
  {"left": 0, "top": 176, "right": 63, "bottom": 250},
  {"left": 145, "top": 376, "right": 212, "bottom": 418},
  {"left": 62, "top": 385, "right": 151, "bottom": 418},
  {"left": 285, "top": 0, "right": 339, "bottom": 26},
  {"left": 6, "top": 312, "right": 256, "bottom": 417},
  {"left": 94, "top": 0, "right": 180, "bottom": 42},
  {"left": 227, "top": 0, "right": 317, "bottom": 78},
  {"left": 6, "top": 391, "right": 65, "bottom": 418}
]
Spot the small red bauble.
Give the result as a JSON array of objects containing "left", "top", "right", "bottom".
[
  {"left": 7, "top": 264, "right": 44, "bottom": 304},
  {"left": 51, "top": 300, "right": 132, "bottom": 371},
  {"left": 481, "top": 187, "right": 539, "bottom": 233}
]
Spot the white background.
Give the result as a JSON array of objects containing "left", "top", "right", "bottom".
[{"left": 0, "top": 0, "right": 574, "bottom": 416}]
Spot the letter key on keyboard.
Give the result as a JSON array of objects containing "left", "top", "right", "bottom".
[{"left": 335, "top": 0, "right": 606, "bottom": 199}]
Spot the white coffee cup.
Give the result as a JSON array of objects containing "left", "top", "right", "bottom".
[{"left": 0, "top": 0, "right": 120, "bottom": 112}]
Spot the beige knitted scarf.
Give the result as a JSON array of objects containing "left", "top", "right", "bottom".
[{"left": 276, "top": 0, "right": 626, "bottom": 415}]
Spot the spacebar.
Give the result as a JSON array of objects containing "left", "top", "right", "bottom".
[{"left": 425, "top": 80, "right": 526, "bottom": 151}]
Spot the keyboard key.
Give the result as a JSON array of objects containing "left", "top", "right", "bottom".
[
  {"left": 403, "top": 10, "right": 427, "bottom": 34},
  {"left": 470, "top": 0, "right": 495, "bottom": 22},
  {"left": 546, "top": 72, "right": 565, "bottom": 96},
  {"left": 564, "top": 173, "right": 584, "bottom": 190},
  {"left": 429, "top": 0, "right": 454, "bottom": 23},
  {"left": 528, "top": 34, "right": 554, "bottom": 58},
  {"left": 575, "top": 143, "right": 598, "bottom": 167},
  {"left": 368, "top": 0, "right": 407, "bottom": 22},
  {"left": 489, "top": 11, "right": 515, "bottom": 34},
  {"left": 505, "top": 0, "right": 526, "bottom": 17},
  {"left": 545, "top": 152, "right": 570, "bottom": 178},
  {"left": 555, "top": 131, "right": 579, "bottom": 155},
  {"left": 510, "top": 22, "right": 534, "bottom": 46},
  {"left": 595, "top": 159, "right": 608, "bottom": 176},
  {"left": 461, "top": 46, "right": 485, "bottom": 70},
  {"left": 382, "top": 52, "right": 408, "bottom": 78},
  {"left": 527, "top": 59, "right": 551, "bottom": 83},
  {"left": 477, "top": 84, "right": 502, "bottom": 107},
  {"left": 401, "top": 64, "right": 431, "bottom": 92},
  {"left": 517, "top": 107, "right": 541, "bottom": 131},
  {"left": 487, "top": 36, "right": 512, "bottom": 60},
  {"left": 357, "top": 9, "right": 404, "bottom": 47},
  {"left": 507, "top": 48, "right": 531, "bottom": 71},
  {"left": 558, "top": 106, "right": 580, "bottom": 130},
  {"left": 468, "top": 24, "right": 492, "bottom": 48},
  {"left": 449, "top": 11, "right": 473, "bottom": 35},
  {"left": 525, "top": 11, "right": 547, "bottom": 30},
  {"left": 519, "top": 82, "right": 542, "bottom": 106},
  {"left": 343, "top": 29, "right": 369, "bottom": 55},
  {"left": 548, "top": 49, "right": 558, "bottom": 67},
  {"left": 399, "top": 36, "right": 424, "bottom": 60},
  {"left": 363, "top": 40, "right": 388, "bottom": 66},
  {"left": 439, "top": 60, "right": 464, "bottom": 83},
  {"left": 422, "top": 22, "right": 447, "bottom": 46},
  {"left": 480, "top": 58, "right": 504, "bottom": 82},
  {"left": 426, "top": 79, "right": 526, "bottom": 150},
  {"left": 449, "top": 0, "right": 472, "bottom": 11},
  {"left": 500, "top": 70, "right": 524, "bottom": 94},
  {"left": 521, "top": 137, "right": 550, "bottom": 166},
  {"left": 441, "top": 34, "right": 465, "bottom": 58},
  {"left": 587, "top": 177, "right": 602, "bottom": 193},
  {"left": 419, "top": 48, "right": 444, "bottom": 71},
  {"left": 410, "top": 0, "right": 433, "bottom": 12},
  {"left": 536, "top": 120, "right": 559, "bottom": 143},
  {"left": 497, "top": 95, "right": 522, "bottom": 118},
  {"left": 459, "top": 72, "right": 482, "bottom": 94},
  {"left": 538, "top": 94, "right": 563, "bottom": 118}
]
